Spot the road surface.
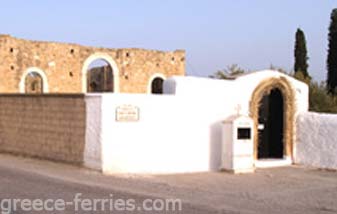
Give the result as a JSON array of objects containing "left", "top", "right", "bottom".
[{"left": 0, "top": 154, "right": 337, "bottom": 214}]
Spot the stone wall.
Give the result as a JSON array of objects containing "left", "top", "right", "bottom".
[
  {"left": 0, "top": 94, "right": 86, "bottom": 164},
  {"left": 0, "top": 35, "right": 185, "bottom": 93}
]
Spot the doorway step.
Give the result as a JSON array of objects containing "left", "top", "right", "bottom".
[{"left": 255, "top": 158, "right": 292, "bottom": 168}]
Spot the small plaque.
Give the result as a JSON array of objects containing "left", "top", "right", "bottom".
[{"left": 116, "top": 105, "right": 139, "bottom": 122}]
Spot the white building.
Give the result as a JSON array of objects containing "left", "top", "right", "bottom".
[{"left": 84, "top": 70, "right": 309, "bottom": 174}]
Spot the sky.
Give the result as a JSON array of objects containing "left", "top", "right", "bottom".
[{"left": 0, "top": 0, "right": 336, "bottom": 81}]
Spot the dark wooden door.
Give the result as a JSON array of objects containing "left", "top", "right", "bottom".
[{"left": 258, "top": 89, "right": 284, "bottom": 159}]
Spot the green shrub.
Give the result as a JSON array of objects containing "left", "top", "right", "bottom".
[{"left": 294, "top": 72, "right": 337, "bottom": 113}]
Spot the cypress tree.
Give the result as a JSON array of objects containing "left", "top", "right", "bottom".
[
  {"left": 294, "top": 28, "right": 309, "bottom": 77},
  {"left": 327, "top": 9, "right": 337, "bottom": 94}
]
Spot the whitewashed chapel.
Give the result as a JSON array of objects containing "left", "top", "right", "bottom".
[{"left": 84, "top": 70, "right": 310, "bottom": 174}]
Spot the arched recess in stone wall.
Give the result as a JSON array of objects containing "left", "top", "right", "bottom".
[
  {"left": 19, "top": 67, "right": 49, "bottom": 93},
  {"left": 147, "top": 73, "right": 166, "bottom": 94},
  {"left": 249, "top": 77, "right": 296, "bottom": 162},
  {"left": 81, "top": 53, "right": 120, "bottom": 93}
]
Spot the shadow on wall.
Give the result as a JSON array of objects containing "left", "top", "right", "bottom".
[{"left": 209, "top": 121, "right": 223, "bottom": 171}]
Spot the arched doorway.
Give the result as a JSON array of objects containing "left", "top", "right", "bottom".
[
  {"left": 87, "top": 59, "right": 113, "bottom": 93},
  {"left": 258, "top": 88, "right": 284, "bottom": 159},
  {"left": 25, "top": 72, "right": 43, "bottom": 94},
  {"left": 151, "top": 77, "right": 164, "bottom": 94},
  {"left": 250, "top": 77, "right": 295, "bottom": 163},
  {"left": 148, "top": 73, "right": 166, "bottom": 94},
  {"left": 81, "top": 53, "right": 119, "bottom": 93},
  {"left": 19, "top": 67, "right": 49, "bottom": 93}
]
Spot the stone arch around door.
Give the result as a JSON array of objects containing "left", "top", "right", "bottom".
[
  {"left": 81, "top": 53, "right": 120, "bottom": 93},
  {"left": 249, "top": 77, "right": 296, "bottom": 162},
  {"left": 19, "top": 67, "right": 49, "bottom": 93}
]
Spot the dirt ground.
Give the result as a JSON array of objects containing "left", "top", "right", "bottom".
[{"left": 0, "top": 154, "right": 337, "bottom": 214}]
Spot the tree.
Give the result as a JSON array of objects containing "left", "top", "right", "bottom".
[
  {"left": 294, "top": 28, "right": 309, "bottom": 78},
  {"left": 210, "top": 64, "right": 246, "bottom": 79},
  {"left": 327, "top": 9, "right": 337, "bottom": 94}
]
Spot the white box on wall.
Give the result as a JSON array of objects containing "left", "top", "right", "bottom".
[{"left": 221, "top": 115, "right": 255, "bottom": 173}]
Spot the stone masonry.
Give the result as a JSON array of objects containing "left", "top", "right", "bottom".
[
  {"left": 0, "top": 94, "right": 86, "bottom": 164},
  {"left": 0, "top": 35, "right": 185, "bottom": 93}
]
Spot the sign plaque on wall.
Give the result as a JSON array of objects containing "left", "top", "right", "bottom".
[{"left": 116, "top": 105, "right": 140, "bottom": 122}]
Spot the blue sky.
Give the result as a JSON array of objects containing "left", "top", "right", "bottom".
[{"left": 1, "top": 0, "right": 336, "bottom": 81}]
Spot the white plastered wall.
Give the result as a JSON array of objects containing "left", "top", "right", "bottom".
[
  {"left": 296, "top": 112, "right": 337, "bottom": 170},
  {"left": 84, "top": 70, "right": 309, "bottom": 174},
  {"left": 84, "top": 95, "right": 103, "bottom": 170}
]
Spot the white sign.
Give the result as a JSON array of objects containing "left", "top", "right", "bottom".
[{"left": 116, "top": 105, "right": 139, "bottom": 122}]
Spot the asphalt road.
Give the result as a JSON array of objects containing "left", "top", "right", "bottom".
[
  {"left": 1, "top": 154, "right": 337, "bottom": 214},
  {"left": 0, "top": 158, "right": 215, "bottom": 214},
  {"left": 1, "top": 166, "right": 222, "bottom": 214}
]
